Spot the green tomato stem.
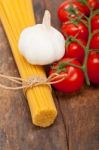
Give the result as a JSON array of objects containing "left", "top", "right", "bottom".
[
  {"left": 89, "top": 49, "right": 99, "bottom": 52},
  {"left": 65, "top": 62, "right": 82, "bottom": 70},
  {"left": 92, "top": 30, "right": 99, "bottom": 36},
  {"left": 80, "top": 19, "right": 88, "bottom": 27},
  {"left": 71, "top": 38, "right": 86, "bottom": 49},
  {"left": 82, "top": 8, "right": 93, "bottom": 85},
  {"left": 92, "top": 10, "right": 99, "bottom": 17}
]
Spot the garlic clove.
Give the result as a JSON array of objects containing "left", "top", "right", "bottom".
[{"left": 42, "top": 10, "right": 51, "bottom": 29}]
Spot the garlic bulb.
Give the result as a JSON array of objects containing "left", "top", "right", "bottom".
[{"left": 18, "top": 10, "right": 65, "bottom": 65}]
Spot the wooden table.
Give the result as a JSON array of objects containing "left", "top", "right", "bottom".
[{"left": 0, "top": 0, "right": 99, "bottom": 150}]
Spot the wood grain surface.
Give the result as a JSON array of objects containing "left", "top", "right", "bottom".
[{"left": 0, "top": 0, "right": 99, "bottom": 150}]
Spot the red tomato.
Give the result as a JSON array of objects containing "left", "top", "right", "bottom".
[
  {"left": 95, "top": 1, "right": 99, "bottom": 9},
  {"left": 88, "top": 0, "right": 99, "bottom": 9},
  {"left": 88, "top": 0, "right": 96, "bottom": 8},
  {"left": 61, "top": 22, "right": 89, "bottom": 41},
  {"left": 58, "top": 1, "right": 89, "bottom": 22},
  {"left": 50, "top": 58, "right": 84, "bottom": 93},
  {"left": 90, "top": 33, "right": 99, "bottom": 49},
  {"left": 64, "top": 40, "right": 86, "bottom": 63},
  {"left": 87, "top": 52, "right": 99, "bottom": 84},
  {"left": 91, "top": 15, "right": 99, "bottom": 31}
]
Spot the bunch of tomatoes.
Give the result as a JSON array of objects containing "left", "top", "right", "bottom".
[{"left": 50, "top": 0, "right": 99, "bottom": 93}]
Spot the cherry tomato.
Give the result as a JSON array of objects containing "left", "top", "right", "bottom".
[
  {"left": 88, "top": 0, "right": 99, "bottom": 9},
  {"left": 87, "top": 52, "right": 99, "bottom": 84},
  {"left": 95, "top": 1, "right": 99, "bottom": 9},
  {"left": 88, "top": 0, "right": 96, "bottom": 8},
  {"left": 58, "top": 1, "right": 89, "bottom": 22},
  {"left": 64, "top": 40, "right": 86, "bottom": 63},
  {"left": 61, "top": 22, "right": 89, "bottom": 41},
  {"left": 50, "top": 58, "right": 84, "bottom": 93},
  {"left": 90, "top": 33, "right": 99, "bottom": 49},
  {"left": 91, "top": 15, "right": 99, "bottom": 31}
]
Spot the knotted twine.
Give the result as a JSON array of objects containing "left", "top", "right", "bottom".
[{"left": 0, "top": 73, "right": 66, "bottom": 93}]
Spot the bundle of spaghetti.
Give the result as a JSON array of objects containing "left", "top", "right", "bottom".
[{"left": 0, "top": 0, "right": 57, "bottom": 127}]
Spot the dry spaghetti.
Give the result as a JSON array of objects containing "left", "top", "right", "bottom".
[{"left": 0, "top": 0, "right": 58, "bottom": 127}]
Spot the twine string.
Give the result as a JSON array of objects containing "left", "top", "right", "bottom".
[
  {"left": 0, "top": 73, "right": 67, "bottom": 90},
  {"left": 0, "top": 58, "right": 76, "bottom": 91}
]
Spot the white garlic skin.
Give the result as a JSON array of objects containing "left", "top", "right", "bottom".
[{"left": 18, "top": 24, "right": 65, "bottom": 65}]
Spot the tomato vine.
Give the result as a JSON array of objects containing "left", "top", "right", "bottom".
[{"left": 63, "top": 0, "right": 99, "bottom": 85}]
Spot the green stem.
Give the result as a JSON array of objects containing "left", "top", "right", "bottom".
[
  {"left": 66, "top": 62, "right": 82, "bottom": 69},
  {"left": 57, "top": 60, "right": 82, "bottom": 73},
  {"left": 83, "top": 8, "right": 93, "bottom": 85},
  {"left": 92, "top": 10, "right": 99, "bottom": 17},
  {"left": 83, "top": 15, "right": 89, "bottom": 21},
  {"left": 89, "top": 49, "right": 99, "bottom": 52},
  {"left": 92, "top": 30, "right": 99, "bottom": 36},
  {"left": 80, "top": 18, "right": 88, "bottom": 27},
  {"left": 71, "top": 38, "right": 86, "bottom": 50}
]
